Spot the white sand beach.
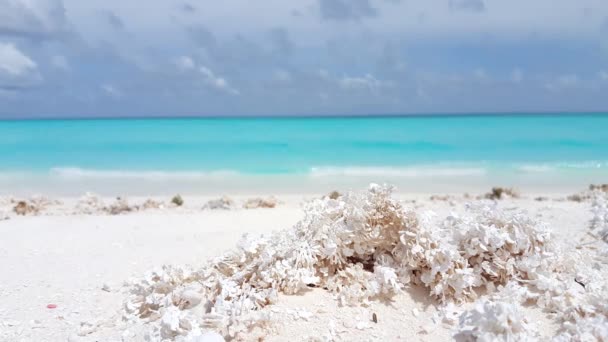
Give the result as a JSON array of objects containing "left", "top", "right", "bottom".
[
  {"left": 0, "top": 187, "right": 606, "bottom": 342},
  {"left": 2, "top": 0, "right": 607, "bottom": 339}
]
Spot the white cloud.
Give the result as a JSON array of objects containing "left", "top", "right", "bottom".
[
  {"left": 174, "top": 56, "right": 195, "bottom": 71},
  {"left": 0, "top": 42, "right": 41, "bottom": 90},
  {"left": 600, "top": 70, "right": 608, "bottom": 81},
  {"left": 0, "top": 42, "right": 37, "bottom": 76},
  {"left": 273, "top": 69, "right": 291, "bottom": 83},
  {"left": 59, "top": 0, "right": 608, "bottom": 46},
  {"left": 511, "top": 68, "right": 524, "bottom": 83},
  {"left": 449, "top": 0, "right": 485, "bottom": 13},
  {"left": 416, "top": 87, "right": 430, "bottom": 101},
  {"left": 318, "top": 0, "right": 377, "bottom": 21},
  {"left": 51, "top": 55, "right": 69, "bottom": 70},
  {"left": 0, "top": 0, "right": 68, "bottom": 40},
  {"left": 318, "top": 69, "right": 330, "bottom": 80},
  {"left": 473, "top": 68, "right": 487, "bottom": 80},
  {"left": 101, "top": 84, "right": 122, "bottom": 98},
  {"left": 199, "top": 66, "right": 239, "bottom": 95},
  {"left": 172, "top": 56, "right": 238, "bottom": 95},
  {"left": 339, "top": 74, "right": 390, "bottom": 91},
  {"left": 545, "top": 74, "right": 579, "bottom": 91},
  {"left": 318, "top": 70, "right": 393, "bottom": 93}
]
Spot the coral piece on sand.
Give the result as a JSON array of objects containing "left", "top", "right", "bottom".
[
  {"left": 195, "top": 332, "right": 226, "bottom": 342},
  {"left": 29, "top": 195, "right": 62, "bottom": 208},
  {"left": 105, "top": 197, "right": 137, "bottom": 215},
  {"left": 484, "top": 187, "right": 519, "bottom": 200},
  {"left": 142, "top": 199, "right": 164, "bottom": 210},
  {"left": 11, "top": 196, "right": 58, "bottom": 216},
  {"left": 327, "top": 191, "right": 342, "bottom": 200},
  {"left": 563, "top": 185, "right": 608, "bottom": 203},
  {"left": 589, "top": 184, "right": 608, "bottom": 193},
  {"left": 243, "top": 197, "right": 277, "bottom": 209},
  {"left": 454, "top": 300, "right": 538, "bottom": 341},
  {"left": 554, "top": 316, "right": 608, "bottom": 341},
  {"left": 75, "top": 192, "right": 105, "bottom": 214},
  {"left": 13, "top": 201, "right": 39, "bottom": 216},
  {"left": 567, "top": 194, "right": 586, "bottom": 202},
  {"left": 203, "top": 197, "right": 235, "bottom": 210},
  {"left": 590, "top": 191, "right": 608, "bottom": 242},
  {"left": 171, "top": 195, "right": 184, "bottom": 207},
  {"left": 0, "top": 196, "right": 11, "bottom": 206},
  {"left": 0, "top": 210, "right": 9, "bottom": 221}
]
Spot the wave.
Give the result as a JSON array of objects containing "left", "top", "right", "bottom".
[
  {"left": 516, "top": 161, "right": 607, "bottom": 173},
  {"left": 49, "top": 168, "right": 240, "bottom": 181},
  {"left": 2, "top": 162, "right": 605, "bottom": 182},
  {"left": 47, "top": 166, "right": 489, "bottom": 180},
  {"left": 309, "top": 166, "right": 487, "bottom": 177},
  {"left": 516, "top": 165, "right": 557, "bottom": 173}
]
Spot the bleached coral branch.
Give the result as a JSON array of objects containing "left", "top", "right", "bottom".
[
  {"left": 454, "top": 300, "right": 539, "bottom": 342},
  {"left": 121, "top": 184, "right": 562, "bottom": 340},
  {"left": 590, "top": 190, "right": 608, "bottom": 242}
]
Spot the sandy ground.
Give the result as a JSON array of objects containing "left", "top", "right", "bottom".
[{"left": 0, "top": 192, "right": 594, "bottom": 342}]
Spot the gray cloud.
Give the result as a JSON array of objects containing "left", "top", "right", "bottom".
[
  {"left": 185, "top": 27, "right": 269, "bottom": 72},
  {"left": 103, "top": 11, "right": 125, "bottom": 30},
  {"left": 2, "top": 0, "right": 608, "bottom": 117},
  {"left": 180, "top": 3, "right": 196, "bottom": 13},
  {"left": 449, "top": 0, "right": 485, "bottom": 13},
  {"left": 268, "top": 28, "right": 294, "bottom": 56},
  {"left": 318, "top": 0, "right": 377, "bottom": 21},
  {"left": 376, "top": 42, "right": 407, "bottom": 77},
  {"left": 0, "top": 0, "right": 68, "bottom": 40},
  {"left": 601, "top": 18, "right": 608, "bottom": 54},
  {"left": 187, "top": 26, "right": 218, "bottom": 50}
]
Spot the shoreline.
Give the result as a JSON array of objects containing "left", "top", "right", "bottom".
[
  {"left": 0, "top": 176, "right": 604, "bottom": 197},
  {"left": 0, "top": 186, "right": 599, "bottom": 217}
]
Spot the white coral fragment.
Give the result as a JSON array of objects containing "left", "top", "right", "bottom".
[
  {"left": 454, "top": 300, "right": 538, "bottom": 342},
  {"left": 590, "top": 190, "right": 608, "bottom": 242}
]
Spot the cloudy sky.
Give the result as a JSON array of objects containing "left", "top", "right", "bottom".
[{"left": 1, "top": 0, "right": 607, "bottom": 118}]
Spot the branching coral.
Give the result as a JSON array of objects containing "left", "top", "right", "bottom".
[
  {"left": 122, "top": 184, "right": 601, "bottom": 341},
  {"left": 454, "top": 299, "right": 538, "bottom": 342},
  {"left": 446, "top": 203, "right": 552, "bottom": 290},
  {"left": 590, "top": 190, "right": 608, "bottom": 242},
  {"left": 75, "top": 192, "right": 105, "bottom": 214}
]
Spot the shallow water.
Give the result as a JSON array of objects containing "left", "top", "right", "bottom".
[{"left": 1, "top": 114, "right": 607, "bottom": 195}]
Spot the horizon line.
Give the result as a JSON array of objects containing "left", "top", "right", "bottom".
[{"left": 1, "top": 111, "right": 607, "bottom": 121}]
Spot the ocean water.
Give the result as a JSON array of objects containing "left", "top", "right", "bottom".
[{"left": 0, "top": 114, "right": 607, "bottom": 195}]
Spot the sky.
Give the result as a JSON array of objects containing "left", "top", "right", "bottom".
[{"left": 0, "top": 0, "right": 608, "bottom": 118}]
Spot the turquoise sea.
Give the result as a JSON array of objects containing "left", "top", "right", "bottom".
[{"left": 1, "top": 114, "right": 607, "bottom": 195}]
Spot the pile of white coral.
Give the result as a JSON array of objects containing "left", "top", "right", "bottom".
[
  {"left": 454, "top": 299, "right": 538, "bottom": 341},
  {"left": 122, "top": 184, "right": 560, "bottom": 341},
  {"left": 454, "top": 189, "right": 608, "bottom": 342},
  {"left": 122, "top": 184, "right": 606, "bottom": 341},
  {"left": 590, "top": 190, "right": 608, "bottom": 242}
]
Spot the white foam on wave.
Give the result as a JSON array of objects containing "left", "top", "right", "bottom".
[
  {"left": 516, "top": 165, "right": 557, "bottom": 173},
  {"left": 556, "top": 161, "right": 607, "bottom": 169},
  {"left": 0, "top": 172, "right": 29, "bottom": 181},
  {"left": 309, "top": 166, "right": 487, "bottom": 178},
  {"left": 516, "top": 161, "right": 607, "bottom": 173},
  {"left": 49, "top": 167, "right": 240, "bottom": 181}
]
